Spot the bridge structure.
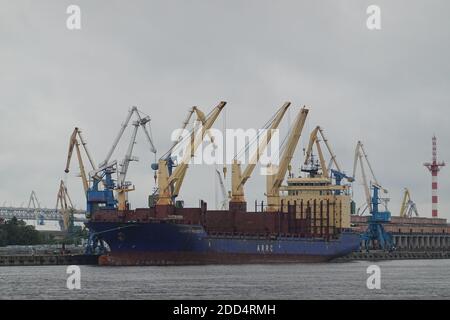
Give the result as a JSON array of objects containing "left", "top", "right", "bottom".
[{"left": 0, "top": 206, "right": 87, "bottom": 223}]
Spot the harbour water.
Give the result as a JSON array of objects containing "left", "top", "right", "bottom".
[{"left": 0, "top": 260, "right": 449, "bottom": 299}]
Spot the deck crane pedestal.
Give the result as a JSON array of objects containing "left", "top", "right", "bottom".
[
  {"left": 230, "top": 102, "right": 291, "bottom": 211},
  {"left": 154, "top": 102, "right": 226, "bottom": 213},
  {"left": 353, "top": 141, "right": 394, "bottom": 251}
]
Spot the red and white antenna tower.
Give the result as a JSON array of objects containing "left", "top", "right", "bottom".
[{"left": 424, "top": 135, "right": 445, "bottom": 217}]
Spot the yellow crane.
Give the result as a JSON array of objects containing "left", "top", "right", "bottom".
[
  {"left": 56, "top": 180, "right": 74, "bottom": 231},
  {"left": 303, "top": 126, "right": 346, "bottom": 179},
  {"left": 230, "top": 102, "right": 291, "bottom": 206},
  {"left": 64, "top": 127, "right": 97, "bottom": 194},
  {"left": 265, "top": 107, "right": 309, "bottom": 212},
  {"left": 399, "top": 188, "right": 419, "bottom": 218},
  {"left": 156, "top": 101, "right": 226, "bottom": 206}
]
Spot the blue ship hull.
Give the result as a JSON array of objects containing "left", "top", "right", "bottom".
[{"left": 86, "top": 221, "right": 360, "bottom": 265}]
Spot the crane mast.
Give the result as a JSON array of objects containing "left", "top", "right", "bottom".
[
  {"left": 116, "top": 121, "right": 140, "bottom": 210},
  {"left": 96, "top": 107, "right": 157, "bottom": 211},
  {"left": 353, "top": 142, "right": 372, "bottom": 213},
  {"left": 352, "top": 141, "right": 387, "bottom": 215},
  {"left": 399, "top": 188, "right": 419, "bottom": 218},
  {"left": 56, "top": 180, "right": 75, "bottom": 231},
  {"left": 156, "top": 101, "right": 226, "bottom": 206},
  {"left": 266, "top": 107, "right": 309, "bottom": 212},
  {"left": 303, "top": 126, "right": 346, "bottom": 178},
  {"left": 230, "top": 102, "right": 291, "bottom": 207},
  {"left": 65, "top": 127, "right": 97, "bottom": 194},
  {"left": 216, "top": 169, "right": 229, "bottom": 210},
  {"left": 99, "top": 107, "right": 136, "bottom": 168}
]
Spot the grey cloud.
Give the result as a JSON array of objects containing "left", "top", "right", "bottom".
[{"left": 0, "top": 0, "right": 449, "bottom": 219}]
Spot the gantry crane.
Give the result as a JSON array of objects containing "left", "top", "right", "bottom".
[
  {"left": 302, "top": 126, "right": 353, "bottom": 188},
  {"left": 28, "top": 190, "right": 44, "bottom": 225},
  {"left": 352, "top": 141, "right": 394, "bottom": 251},
  {"left": 56, "top": 180, "right": 75, "bottom": 231},
  {"left": 230, "top": 102, "right": 291, "bottom": 209},
  {"left": 399, "top": 188, "right": 419, "bottom": 218},
  {"left": 155, "top": 101, "right": 226, "bottom": 206},
  {"left": 266, "top": 107, "right": 309, "bottom": 212}
]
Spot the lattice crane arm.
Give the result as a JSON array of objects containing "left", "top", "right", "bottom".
[
  {"left": 156, "top": 101, "right": 226, "bottom": 205},
  {"left": 64, "top": 127, "right": 97, "bottom": 194},
  {"left": 269, "top": 107, "right": 309, "bottom": 193},
  {"left": 100, "top": 107, "right": 136, "bottom": 168},
  {"left": 230, "top": 102, "right": 291, "bottom": 202}
]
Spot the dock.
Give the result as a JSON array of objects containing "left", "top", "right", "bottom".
[
  {"left": 333, "top": 250, "right": 450, "bottom": 262},
  {"left": 0, "top": 254, "right": 99, "bottom": 266}
]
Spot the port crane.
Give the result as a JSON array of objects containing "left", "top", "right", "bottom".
[
  {"left": 162, "top": 106, "right": 217, "bottom": 196},
  {"left": 352, "top": 141, "right": 387, "bottom": 215},
  {"left": 230, "top": 102, "right": 291, "bottom": 209},
  {"left": 302, "top": 126, "right": 354, "bottom": 190},
  {"left": 65, "top": 127, "right": 98, "bottom": 194},
  {"left": 216, "top": 169, "right": 229, "bottom": 210},
  {"left": 399, "top": 188, "right": 419, "bottom": 218},
  {"left": 155, "top": 101, "right": 226, "bottom": 206},
  {"left": 28, "top": 191, "right": 44, "bottom": 225},
  {"left": 93, "top": 106, "right": 157, "bottom": 211},
  {"left": 266, "top": 107, "right": 309, "bottom": 212},
  {"left": 56, "top": 180, "right": 75, "bottom": 231},
  {"left": 352, "top": 141, "right": 394, "bottom": 251}
]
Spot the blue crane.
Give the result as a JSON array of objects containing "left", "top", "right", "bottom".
[{"left": 353, "top": 141, "right": 394, "bottom": 251}]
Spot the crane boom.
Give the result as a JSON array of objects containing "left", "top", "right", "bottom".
[
  {"left": 354, "top": 142, "right": 372, "bottom": 212},
  {"left": 157, "top": 101, "right": 226, "bottom": 205},
  {"left": 216, "top": 169, "right": 228, "bottom": 210},
  {"left": 170, "top": 107, "right": 218, "bottom": 198},
  {"left": 230, "top": 102, "right": 291, "bottom": 203},
  {"left": 28, "top": 191, "right": 41, "bottom": 209},
  {"left": 94, "top": 107, "right": 157, "bottom": 211},
  {"left": 135, "top": 112, "right": 157, "bottom": 154},
  {"left": 303, "top": 126, "right": 344, "bottom": 179},
  {"left": 118, "top": 121, "right": 140, "bottom": 187},
  {"left": 266, "top": 107, "right": 309, "bottom": 212},
  {"left": 352, "top": 141, "right": 386, "bottom": 215},
  {"left": 318, "top": 127, "right": 340, "bottom": 172},
  {"left": 100, "top": 107, "right": 136, "bottom": 168},
  {"left": 399, "top": 188, "right": 419, "bottom": 218},
  {"left": 65, "top": 127, "right": 97, "bottom": 194},
  {"left": 56, "top": 180, "right": 74, "bottom": 231}
]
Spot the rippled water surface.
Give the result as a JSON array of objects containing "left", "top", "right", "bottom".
[{"left": 1, "top": 260, "right": 449, "bottom": 299}]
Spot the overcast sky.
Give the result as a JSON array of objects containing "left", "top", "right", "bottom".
[{"left": 1, "top": 0, "right": 449, "bottom": 220}]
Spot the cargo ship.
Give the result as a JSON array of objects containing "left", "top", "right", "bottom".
[{"left": 84, "top": 102, "right": 361, "bottom": 265}]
